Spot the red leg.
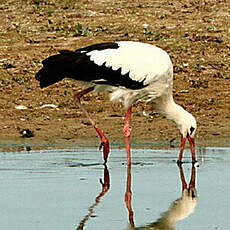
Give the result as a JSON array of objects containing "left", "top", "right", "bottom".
[
  {"left": 74, "top": 87, "right": 96, "bottom": 126},
  {"left": 123, "top": 107, "right": 132, "bottom": 165},
  {"left": 74, "top": 87, "right": 110, "bottom": 164}
]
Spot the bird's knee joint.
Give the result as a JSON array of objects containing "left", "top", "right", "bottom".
[{"left": 123, "top": 127, "right": 131, "bottom": 138}]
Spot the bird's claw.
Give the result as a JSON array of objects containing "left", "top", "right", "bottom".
[{"left": 94, "top": 126, "right": 110, "bottom": 163}]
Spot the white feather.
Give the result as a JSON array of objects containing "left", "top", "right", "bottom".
[
  {"left": 89, "top": 54, "right": 105, "bottom": 66},
  {"left": 105, "top": 62, "right": 111, "bottom": 68},
  {"left": 121, "top": 66, "right": 130, "bottom": 75},
  {"left": 87, "top": 41, "right": 172, "bottom": 86},
  {"left": 92, "top": 79, "right": 107, "bottom": 83},
  {"left": 112, "top": 65, "right": 121, "bottom": 71}
]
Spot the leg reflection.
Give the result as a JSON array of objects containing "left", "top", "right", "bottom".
[
  {"left": 178, "top": 163, "right": 196, "bottom": 199},
  {"left": 96, "top": 165, "right": 110, "bottom": 202},
  {"left": 125, "top": 163, "right": 135, "bottom": 228},
  {"left": 76, "top": 165, "right": 110, "bottom": 230}
]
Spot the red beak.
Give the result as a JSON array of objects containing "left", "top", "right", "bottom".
[
  {"left": 178, "top": 136, "right": 196, "bottom": 163},
  {"left": 187, "top": 136, "right": 196, "bottom": 162}
]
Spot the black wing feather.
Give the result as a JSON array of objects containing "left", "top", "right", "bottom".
[{"left": 35, "top": 42, "right": 146, "bottom": 89}]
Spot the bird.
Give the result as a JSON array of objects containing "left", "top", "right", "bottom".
[{"left": 35, "top": 41, "right": 197, "bottom": 165}]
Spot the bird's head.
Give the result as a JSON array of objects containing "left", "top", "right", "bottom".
[
  {"left": 158, "top": 100, "right": 197, "bottom": 162},
  {"left": 177, "top": 112, "right": 197, "bottom": 162},
  {"left": 178, "top": 113, "right": 197, "bottom": 139}
]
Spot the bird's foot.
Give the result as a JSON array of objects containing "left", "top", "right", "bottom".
[
  {"left": 177, "top": 160, "right": 184, "bottom": 166},
  {"left": 94, "top": 126, "right": 110, "bottom": 164}
]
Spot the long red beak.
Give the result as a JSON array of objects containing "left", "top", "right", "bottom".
[
  {"left": 178, "top": 136, "right": 196, "bottom": 163},
  {"left": 187, "top": 136, "right": 196, "bottom": 162}
]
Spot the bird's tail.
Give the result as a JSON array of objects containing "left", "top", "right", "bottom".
[{"left": 35, "top": 50, "right": 79, "bottom": 88}]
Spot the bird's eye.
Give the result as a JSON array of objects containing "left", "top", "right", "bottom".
[{"left": 190, "top": 126, "right": 195, "bottom": 135}]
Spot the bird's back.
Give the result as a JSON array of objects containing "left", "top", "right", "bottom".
[{"left": 87, "top": 41, "right": 173, "bottom": 86}]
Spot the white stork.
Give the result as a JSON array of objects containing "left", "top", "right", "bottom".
[{"left": 35, "top": 41, "right": 197, "bottom": 165}]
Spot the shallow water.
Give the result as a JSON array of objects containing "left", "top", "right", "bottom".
[{"left": 0, "top": 147, "right": 230, "bottom": 230}]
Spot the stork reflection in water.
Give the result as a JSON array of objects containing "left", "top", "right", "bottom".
[{"left": 125, "top": 164, "right": 198, "bottom": 230}]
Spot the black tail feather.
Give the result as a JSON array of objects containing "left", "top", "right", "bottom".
[{"left": 35, "top": 50, "right": 79, "bottom": 88}]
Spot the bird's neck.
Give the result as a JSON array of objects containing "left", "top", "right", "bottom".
[{"left": 156, "top": 95, "right": 189, "bottom": 126}]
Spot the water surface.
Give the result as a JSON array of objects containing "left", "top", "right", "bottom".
[{"left": 0, "top": 147, "right": 229, "bottom": 229}]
